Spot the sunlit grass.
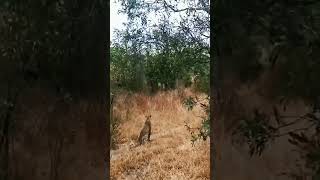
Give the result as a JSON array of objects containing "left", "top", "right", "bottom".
[{"left": 110, "top": 88, "right": 209, "bottom": 180}]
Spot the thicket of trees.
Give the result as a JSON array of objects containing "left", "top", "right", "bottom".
[
  {"left": 111, "top": 39, "right": 209, "bottom": 93},
  {"left": 110, "top": 0, "right": 210, "bottom": 153},
  {"left": 111, "top": 0, "right": 210, "bottom": 94}
]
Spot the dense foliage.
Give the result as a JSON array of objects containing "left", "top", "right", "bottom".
[
  {"left": 111, "top": 0, "right": 210, "bottom": 93},
  {"left": 110, "top": 1, "right": 210, "bottom": 154}
]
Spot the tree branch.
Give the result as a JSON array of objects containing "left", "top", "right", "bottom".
[{"left": 163, "top": 0, "right": 209, "bottom": 14}]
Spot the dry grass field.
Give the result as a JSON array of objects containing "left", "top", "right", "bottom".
[{"left": 110, "top": 89, "right": 210, "bottom": 180}]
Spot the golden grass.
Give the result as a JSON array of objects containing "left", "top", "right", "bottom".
[{"left": 111, "top": 89, "right": 210, "bottom": 180}]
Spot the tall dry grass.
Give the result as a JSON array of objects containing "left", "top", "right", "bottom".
[{"left": 110, "top": 89, "right": 210, "bottom": 180}]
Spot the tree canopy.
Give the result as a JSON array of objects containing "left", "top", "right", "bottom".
[{"left": 111, "top": 0, "right": 210, "bottom": 93}]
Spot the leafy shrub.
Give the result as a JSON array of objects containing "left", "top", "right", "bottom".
[{"left": 183, "top": 96, "right": 210, "bottom": 145}]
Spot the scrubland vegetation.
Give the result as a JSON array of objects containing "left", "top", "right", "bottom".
[
  {"left": 110, "top": 89, "right": 209, "bottom": 179},
  {"left": 110, "top": 0, "right": 210, "bottom": 178}
]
